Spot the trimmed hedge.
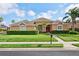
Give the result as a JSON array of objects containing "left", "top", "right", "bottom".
[
  {"left": 69, "top": 31, "right": 79, "bottom": 34},
  {"left": 7, "top": 31, "right": 37, "bottom": 35},
  {"left": 0, "top": 44, "right": 63, "bottom": 48},
  {"left": 51, "top": 30, "right": 69, "bottom": 34},
  {"left": 51, "top": 30, "right": 79, "bottom": 34}
]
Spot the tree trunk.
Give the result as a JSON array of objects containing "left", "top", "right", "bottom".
[{"left": 71, "top": 20, "right": 76, "bottom": 31}]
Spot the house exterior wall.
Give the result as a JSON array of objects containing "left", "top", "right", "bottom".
[
  {"left": 26, "top": 26, "right": 36, "bottom": 31},
  {"left": 75, "top": 23, "right": 79, "bottom": 28},
  {"left": 51, "top": 24, "right": 58, "bottom": 31},
  {"left": 51, "top": 23, "right": 72, "bottom": 31},
  {"left": 9, "top": 26, "right": 19, "bottom": 31},
  {"left": 62, "top": 23, "right": 71, "bottom": 31},
  {"left": 9, "top": 22, "right": 79, "bottom": 32},
  {"left": 9, "top": 25, "right": 36, "bottom": 31}
]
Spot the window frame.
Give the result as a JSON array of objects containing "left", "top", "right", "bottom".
[{"left": 57, "top": 25, "right": 63, "bottom": 31}]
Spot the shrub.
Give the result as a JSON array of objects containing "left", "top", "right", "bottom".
[
  {"left": 51, "top": 30, "right": 69, "bottom": 34},
  {"left": 37, "top": 44, "right": 42, "bottom": 47},
  {"left": 0, "top": 28, "right": 6, "bottom": 31},
  {"left": 7, "top": 31, "right": 38, "bottom": 35},
  {"left": 69, "top": 31, "right": 79, "bottom": 34}
]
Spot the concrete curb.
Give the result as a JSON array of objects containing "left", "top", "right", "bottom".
[
  {"left": 0, "top": 42, "right": 60, "bottom": 44},
  {"left": 0, "top": 48, "right": 79, "bottom": 51}
]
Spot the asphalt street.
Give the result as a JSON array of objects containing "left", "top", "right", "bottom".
[{"left": 0, "top": 51, "right": 79, "bottom": 56}]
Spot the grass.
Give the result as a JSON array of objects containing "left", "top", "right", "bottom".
[
  {"left": 58, "top": 34, "right": 79, "bottom": 42},
  {"left": 0, "top": 34, "right": 57, "bottom": 42},
  {"left": 72, "top": 44, "right": 79, "bottom": 47},
  {"left": 0, "top": 44, "right": 63, "bottom": 48}
]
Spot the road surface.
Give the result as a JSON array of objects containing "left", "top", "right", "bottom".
[{"left": 0, "top": 51, "right": 79, "bottom": 56}]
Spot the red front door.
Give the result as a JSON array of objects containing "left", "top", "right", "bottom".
[{"left": 46, "top": 25, "right": 51, "bottom": 32}]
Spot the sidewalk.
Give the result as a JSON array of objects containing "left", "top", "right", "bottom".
[
  {"left": 0, "top": 42, "right": 60, "bottom": 44},
  {"left": 0, "top": 48, "right": 79, "bottom": 51},
  {"left": 53, "top": 35, "right": 79, "bottom": 48}
]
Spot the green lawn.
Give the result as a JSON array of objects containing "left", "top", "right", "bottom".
[
  {"left": 58, "top": 34, "right": 79, "bottom": 42},
  {"left": 0, "top": 44, "right": 63, "bottom": 48},
  {"left": 0, "top": 34, "right": 57, "bottom": 42},
  {"left": 72, "top": 44, "right": 79, "bottom": 47}
]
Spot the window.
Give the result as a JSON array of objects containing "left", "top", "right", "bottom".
[
  {"left": 20, "top": 26, "right": 26, "bottom": 31},
  {"left": 19, "top": 23, "right": 26, "bottom": 31},
  {"left": 57, "top": 25, "right": 63, "bottom": 31}
]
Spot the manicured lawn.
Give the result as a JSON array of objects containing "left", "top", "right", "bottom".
[
  {"left": 0, "top": 34, "right": 57, "bottom": 42},
  {"left": 72, "top": 44, "right": 79, "bottom": 47},
  {"left": 58, "top": 34, "right": 79, "bottom": 42},
  {"left": 0, "top": 44, "right": 63, "bottom": 48}
]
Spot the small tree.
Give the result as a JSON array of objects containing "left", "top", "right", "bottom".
[
  {"left": 0, "top": 16, "right": 3, "bottom": 23},
  {"left": 11, "top": 20, "right": 15, "bottom": 23},
  {"left": 0, "top": 17, "right": 4, "bottom": 32}
]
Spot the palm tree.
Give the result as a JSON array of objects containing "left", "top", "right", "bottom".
[
  {"left": 11, "top": 20, "right": 15, "bottom": 23},
  {"left": 63, "top": 7, "right": 79, "bottom": 31},
  {"left": 0, "top": 16, "right": 3, "bottom": 23}
]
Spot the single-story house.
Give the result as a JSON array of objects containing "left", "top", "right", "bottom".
[{"left": 9, "top": 18, "right": 79, "bottom": 32}]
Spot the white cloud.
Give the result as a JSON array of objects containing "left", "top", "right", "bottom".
[
  {"left": 37, "top": 10, "right": 57, "bottom": 19},
  {"left": 65, "top": 4, "right": 79, "bottom": 12},
  {"left": 47, "top": 10, "right": 57, "bottom": 15},
  {"left": 58, "top": 17, "right": 63, "bottom": 20},
  {"left": 15, "top": 9, "right": 25, "bottom": 17},
  {"left": 0, "top": 3, "right": 26, "bottom": 17},
  {"left": 37, "top": 12, "right": 51, "bottom": 19},
  {"left": 27, "top": 10, "right": 36, "bottom": 16},
  {"left": 0, "top": 3, "right": 17, "bottom": 15}
]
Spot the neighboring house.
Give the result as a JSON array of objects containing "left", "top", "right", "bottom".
[
  {"left": 0, "top": 24, "right": 7, "bottom": 30},
  {"left": 0, "top": 24, "right": 7, "bottom": 34},
  {"left": 9, "top": 18, "right": 79, "bottom": 32}
]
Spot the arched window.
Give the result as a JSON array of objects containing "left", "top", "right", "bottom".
[{"left": 19, "top": 23, "right": 26, "bottom": 31}]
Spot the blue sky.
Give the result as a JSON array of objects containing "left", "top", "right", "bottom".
[{"left": 0, "top": 3, "right": 77, "bottom": 26}]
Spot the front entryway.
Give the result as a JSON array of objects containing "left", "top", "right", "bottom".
[{"left": 46, "top": 25, "right": 51, "bottom": 32}]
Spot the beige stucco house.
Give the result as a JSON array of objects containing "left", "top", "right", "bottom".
[{"left": 9, "top": 18, "right": 79, "bottom": 32}]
